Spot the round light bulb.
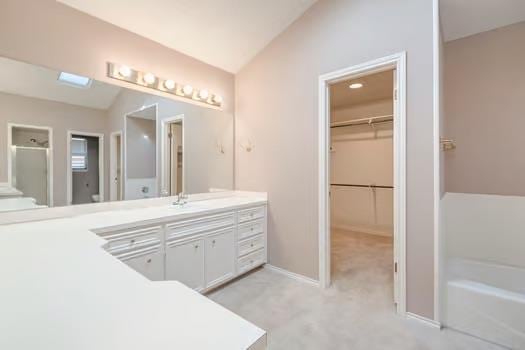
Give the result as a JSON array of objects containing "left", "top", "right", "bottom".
[
  {"left": 164, "top": 79, "right": 176, "bottom": 90},
  {"left": 119, "top": 65, "right": 132, "bottom": 78},
  {"left": 349, "top": 83, "right": 364, "bottom": 89},
  {"left": 182, "top": 85, "right": 193, "bottom": 96},
  {"left": 198, "top": 89, "right": 209, "bottom": 100},
  {"left": 213, "top": 95, "right": 223, "bottom": 104},
  {"left": 143, "top": 73, "right": 156, "bottom": 85}
]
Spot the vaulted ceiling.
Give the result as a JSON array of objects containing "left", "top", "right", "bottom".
[
  {"left": 57, "top": 0, "right": 317, "bottom": 73},
  {"left": 441, "top": 0, "right": 525, "bottom": 41}
]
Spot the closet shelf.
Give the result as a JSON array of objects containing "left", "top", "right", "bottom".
[
  {"left": 331, "top": 183, "right": 393, "bottom": 189},
  {"left": 330, "top": 114, "right": 393, "bottom": 129}
]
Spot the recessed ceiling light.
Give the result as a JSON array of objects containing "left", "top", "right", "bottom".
[
  {"left": 349, "top": 83, "right": 364, "bottom": 89},
  {"left": 57, "top": 72, "right": 92, "bottom": 88}
]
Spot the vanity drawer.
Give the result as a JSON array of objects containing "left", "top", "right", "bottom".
[
  {"left": 238, "top": 249, "right": 265, "bottom": 274},
  {"left": 102, "top": 225, "right": 162, "bottom": 253},
  {"left": 238, "top": 234, "right": 264, "bottom": 257},
  {"left": 166, "top": 212, "right": 235, "bottom": 240},
  {"left": 238, "top": 206, "right": 265, "bottom": 223},
  {"left": 238, "top": 220, "right": 264, "bottom": 241}
]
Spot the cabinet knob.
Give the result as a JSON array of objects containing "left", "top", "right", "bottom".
[
  {"left": 146, "top": 258, "right": 152, "bottom": 263},
  {"left": 250, "top": 228, "right": 254, "bottom": 231},
  {"left": 194, "top": 244, "right": 199, "bottom": 249},
  {"left": 250, "top": 243, "right": 254, "bottom": 247},
  {"left": 212, "top": 239, "right": 216, "bottom": 245},
  {"left": 130, "top": 239, "right": 136, "bottom": 244}
]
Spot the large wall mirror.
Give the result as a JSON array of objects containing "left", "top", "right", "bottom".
[{"left": 0, "top": 57, "right": 233, "bottom": 212}]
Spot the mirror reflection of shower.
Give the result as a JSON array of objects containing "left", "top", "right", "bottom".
[
  {"left": 29, "top": 137, "right": 49, "bottom": 148},
  {"left": 8, "top": 125, "right": 52, "bottom": 210}
]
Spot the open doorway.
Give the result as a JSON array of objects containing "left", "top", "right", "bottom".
[
  {"left": 67, "top": 131, "right": 104, "bottom": 205},
  {"left": 319, "top": 53, "right": 407, "bottom": 314},
  {"left": 330, "top": 69, "right": 395, "bottom": 305},
  {"left": 110, "top": 131, "right": 123, "bottom": 201},
  {"left": 161, "top": 115, "right": 184, "bottom": 196}
]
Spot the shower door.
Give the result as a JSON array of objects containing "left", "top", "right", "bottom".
[{"left": 12, "top": 147, "right": 48, "bottom": 206}]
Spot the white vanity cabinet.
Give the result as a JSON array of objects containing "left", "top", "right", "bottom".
[
  {"left": 122, "top": 250, "right": 164, "bottom": 281},
  {"left": 98, "top": 203, "right": 267, "bottom": 293},
  {"left": 166, "top": 238, "right": 205, "bottom": 291},
  {"left": 97, "top": 224, "right": 164, "bottom": 281},
  {"left": 204, "top": 228, "right": 235, "bottom": 289}
]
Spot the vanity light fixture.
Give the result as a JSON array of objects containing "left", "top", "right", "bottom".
[
  {"left": 182, "top": 85, "right": 194, "bottom": 96},
  {"left": 213, "top": 95, "right": 223, "bottom": 104},
  {"left": 107, "top": 63, "right": 223, "bottom": 108},
  {"left": 119, "top": 65, "right": 132, "bottom": 78},
  {"left": 198, "top": 89, "right": 209, "bottom": 100},
  {"left": 164, "top": 79, "right": 176, "bottom": 90},
  {"left": 143, "top": 73, "right": 156, "bottom": 85},
  {"left": 349, "top": 83, "right": 364, "bottom": 89}
]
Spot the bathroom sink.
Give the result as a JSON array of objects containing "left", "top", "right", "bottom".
[{"left": 170, "top": 201, "right": 210, "bottom": 211}]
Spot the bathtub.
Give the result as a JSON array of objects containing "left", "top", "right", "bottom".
[{"left": 445, "top": 258, "right": 525, "bottom": 349}]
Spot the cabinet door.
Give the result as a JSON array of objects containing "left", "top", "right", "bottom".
[
  {"left": 205, "top": 229, "right": 235, "bottom": 289},
  {"left": 124, "top": 251, "right": 164, "bottom": 281},
  {"left": 166, "top": 239, "right": 205, "bottom": 291}
]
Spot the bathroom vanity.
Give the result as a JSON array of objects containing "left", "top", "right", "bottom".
[
  {"left": 0, "top": 192, "right": 268, "bottom": 350},
  {"left": 95, "top": 197, "right": 267, "bottom": 292}
]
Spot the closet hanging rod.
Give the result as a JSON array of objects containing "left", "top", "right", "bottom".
[
  {"left": 331, "top": 183, "right": 394, "bottom": 189},
  {"left": 330, "top": 114, "right": 393, "bottom": 129}
]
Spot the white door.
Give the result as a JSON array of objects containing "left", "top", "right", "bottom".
[
  {"left": 166, "top": 238, "right": 205, "bottom": 291},
  {"left": 392, "top": 68, "right": 399, "bottom": 308},
  {"left": 205, "top": 229, "right": 235, "bottom": 289},
  {"left": 124, "top": 251, "right": 164, "bottom": 281}
]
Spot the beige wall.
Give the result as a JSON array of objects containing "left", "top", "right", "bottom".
[
  {"left": 235, "top": 0, "right": 436, "bottom": 318},
  {"left": 0, "top": 0, "right": 234, "bottom": 113},
  {"left": 444, "top": 21, "right": 525, "bottom": 196},
  {"left": 0, "top": 92, "right": 108, "bottom": 206}
]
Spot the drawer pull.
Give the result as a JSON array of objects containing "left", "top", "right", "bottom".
[
  {"left": 212, "top": 239, "right": 216, "bottom": 245},
  {"left": 130, "top": 239, "right": 136, "bottom": 244},
  {"left": 250, "top": 243, "right": 254, "bottom": 247},
  {"left": 250, "top": 228, "right": 254, "bottom": 231},
  {"left": 146, "top": 258, "right": 152, "bottom": 263},
  {"left": 194, "top": 244, "right": 199, "bottom": 249}
]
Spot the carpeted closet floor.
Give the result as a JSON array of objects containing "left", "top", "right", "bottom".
[{"left": 208, "top": 229, "right": 504, "bottom": 350}]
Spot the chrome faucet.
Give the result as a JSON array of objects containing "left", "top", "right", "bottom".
[{"left": 173, "top": 192, "right": 188, "bottom": 206}]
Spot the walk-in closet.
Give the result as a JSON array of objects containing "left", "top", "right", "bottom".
[{"left": 329, "top": 69, "right": 395, "bottom": 307}]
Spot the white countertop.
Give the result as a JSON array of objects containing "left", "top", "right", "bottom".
[{"left": 0, "top": 192, "right": 267, "bottom": 350}]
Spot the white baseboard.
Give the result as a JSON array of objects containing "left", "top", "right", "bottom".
[
  {"left": 331, "top": 224, "right": 393, "bottom": 237},
  {"left": 406, "top": 312, "right": 442, "bottom": 329},
  {"left": 264, "top": 264, "right": 319, "bottom": 287}
]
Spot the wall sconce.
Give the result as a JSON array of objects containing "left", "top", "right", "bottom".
[
  {"left": 107, "top": 62, "right": 223, "bottom": 108},
  {"left": 241, "top": 140, "right": 254, "bottom": 153},
  {"left": 216, "top": 140, "right": 225, "bottom": 154}
]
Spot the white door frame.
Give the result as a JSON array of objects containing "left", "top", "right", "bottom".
[
  {"left": 160, "top": 114, "right": 185, "bottom": 195},
  {"left": 318, "top": 52, "right": 407, "bottom": 315},
  {"left": 66, "top": 130, "right": 105, "bottom": 205},
  {"left": 7, "top": 123, "right": 54, "bottom": 207},
  {"left": 123, "top": 103, "right": 159, "bottom": 200},
  {"left": 109, "top": 131, "right": 123, "bottom": 201}
]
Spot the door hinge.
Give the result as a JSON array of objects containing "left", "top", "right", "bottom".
[
  {"left": 394, "top": 262, "right": 398, "bottom": 273},
  {"left": 394, "top": 89, "right": 398, "bottom": 100}
]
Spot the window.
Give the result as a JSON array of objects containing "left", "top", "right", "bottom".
[
  {"left": 71, "top": 137, "right": 88, "bottom": 171},
  {"left": 58, "top": 72, "right": 92, "bottom": 88}
]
